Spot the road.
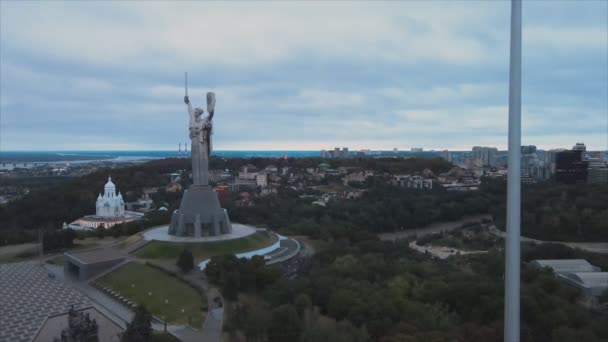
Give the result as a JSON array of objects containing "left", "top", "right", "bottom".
[
  {"left": 379, "top": 214, "right": 608, "bottom": 256},
  {"left": 378, "top": 214, "right": 493, "bottom": 241},
  {"left": 488, "top": 226, "right": 608, "bottom": 254}
]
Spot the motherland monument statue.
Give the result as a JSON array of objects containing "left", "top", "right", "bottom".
[{"left": 168, "top": 73, "right": 232, "bottom": 237}]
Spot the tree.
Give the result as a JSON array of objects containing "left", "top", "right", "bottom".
[
  {"left": 62, "top": 228, "right": 77, "bottom": 248},
  {"left": 121, "top": 304, "right": 152, "bottom": 342},
  {"left": 294, "top": 293, "right": 312, "bottom": 316},
  {"left": 233, "top": 302, "right": 271, "bottom": 342},
  {"left": 267, "top": 304, "right": 301, "bottom": 342},
  {"left": 222, "top": 271, "right": 240, "bottom": 300},
  {"left": 300, "top": 310, "right": 368, "bottom": 342},
  {"left": 599, "top": 288, "right": 608, "bottom": 304},
  {"left": 176, "top": 249, "right": 194, "bottom": 273},
  {"left": 110, "top": 224, "right": 121, "bottom": 238},
  {"left": 95, "top": 224, "right": 106, "bottom": 239}
]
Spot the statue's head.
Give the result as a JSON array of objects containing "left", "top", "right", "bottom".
[{"left": 194, "top": 107, "right": 204, "bottom": 118}]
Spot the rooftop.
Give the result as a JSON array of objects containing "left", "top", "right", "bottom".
[
  {"left": 530, "top": 259, "right": 600, "bottom": 273},
  {"left": 564, "top": 272, "right": 608, "bottom": 288},
  {"left": 65, "top": 247, "right": 126, "bottom": 264}
]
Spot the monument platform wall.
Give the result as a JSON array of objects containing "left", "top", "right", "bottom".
[{"left": 169, "top": 185, "right": 232, "bottom": 237}]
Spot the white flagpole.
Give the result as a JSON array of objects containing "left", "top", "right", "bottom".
[{"left": 504, "top": 0, "right": 522, "bottom": 341}]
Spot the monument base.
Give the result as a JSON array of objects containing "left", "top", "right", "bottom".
[{"left": 169, "top": 185, "right": 232, "bottom": 237}]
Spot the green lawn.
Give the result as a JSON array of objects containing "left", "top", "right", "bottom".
[
  {"left": 136, "top": 231, "right": 278, "bottom": 262},
  {"left": 97, "top": 262, "right": 207, "bottom": 327}
]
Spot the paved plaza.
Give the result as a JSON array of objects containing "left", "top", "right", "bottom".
[
  {"left": 0, "top": 261, "right": 90, "bottom": 342},
  {"left": 143, "top": 223, "right": 256, "bottom": 243}
]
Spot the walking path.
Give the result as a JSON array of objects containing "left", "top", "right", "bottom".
[
  {"left": 408, "top": 240, "right": 488, "bottom": 259},
  {"left": 200, "top": 288, "right": 224, "bottom": 342},
  {"left": 183, "top": 271, "right": 224, "bottom": 342}
]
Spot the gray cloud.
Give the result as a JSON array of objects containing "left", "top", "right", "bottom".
[{"left": 0, "top": 1, "right": 606, "bottom": 151}]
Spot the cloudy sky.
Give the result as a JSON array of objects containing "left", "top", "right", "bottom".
[{"left": 1, "top": 1, "right": 606, "bottom": 151}]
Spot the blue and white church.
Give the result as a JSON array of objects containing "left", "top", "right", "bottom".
[
  {"left": 96, "top": 177, "right": 125, "bottom": 218},
  {"left": 66, "top": 176, "right": 141, "bottom": 230}
]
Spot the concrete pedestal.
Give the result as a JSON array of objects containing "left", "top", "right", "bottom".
[{"left": 169, "top": 185, "right": 232, "bottom": 237}]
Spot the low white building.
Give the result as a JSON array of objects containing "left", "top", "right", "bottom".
[
  {"left": 239, "top": 165, "right": 259, "bottom": 180},
  {"left": 530, "top": 259, "right": 608, "bottom": 298},
  {"left": 343, "top": 171, "right": 373, "bottom": 185},
  {"left": 392, "top": 175, "right": 433, "bottom": 189},
  {"left": 530, "top": 259, "right": 600, "bottom": 274},
  {"left": 312, "top": 193, "right": 334, "bottom": 207},
  {"left": 209, "top": 169, "right": 232, "bottom": 183},
  {"left": 256, "top": 173, "right": 268, "bottom": 187},
  {"left": 558, "top": 272, "right": 608, "bottom": 297},
  {"left": 265, "top": 165, "right": 278, "bottom": 173}
]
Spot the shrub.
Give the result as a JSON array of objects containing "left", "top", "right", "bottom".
[{"left": 176, "top": 249, "right": 194, "bottom": 273}]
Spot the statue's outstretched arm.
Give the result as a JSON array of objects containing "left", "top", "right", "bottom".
[
  {"left": 184, "top": 95, "right": 194, "bottom": 118},
  {"left": 186, "top": 102, "right": 194, "bottom": 118}
]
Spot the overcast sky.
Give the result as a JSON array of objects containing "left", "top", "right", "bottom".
[{"left": 1, "top": 1, "right": 607, "bottom": 151}]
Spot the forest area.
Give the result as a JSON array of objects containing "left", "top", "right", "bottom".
[{"left": 209, "top": 238, "right": 608, "bottom": 342}]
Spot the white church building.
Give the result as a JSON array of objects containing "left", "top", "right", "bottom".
[
  {"left": 67, "top": 177, "right": 142, "bottom": 230},
  {"left": 96, "top": 177, "right": 125, "bottom": 217}
]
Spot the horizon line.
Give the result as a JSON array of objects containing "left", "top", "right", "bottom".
[{"left": 2, "top": 148, "right": 607, "bottom": 153}]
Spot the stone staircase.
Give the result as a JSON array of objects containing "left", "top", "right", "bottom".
[{"left": 123, "top": 238, "right": 150, "bottom": 255}]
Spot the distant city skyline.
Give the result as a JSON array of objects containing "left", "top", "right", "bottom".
[
  {"left": 1, "top": 1, "right": 607, "bottom": 151},
  {"left": 3, "top": 143, "right": 607, "bottom": 153}
]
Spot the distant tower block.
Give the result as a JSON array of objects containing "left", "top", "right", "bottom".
[{"left": 178, "top": 142, "right": 182, "bottom": 158}]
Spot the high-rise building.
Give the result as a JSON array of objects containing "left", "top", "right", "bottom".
[
  {"left": 521, "top": 145, "right": 537, "bottom": 154},
  {"left": 472, "top": 146, "right": 497, "bottom": 167},
  {"left": 588, "top": 168, "right": 608, "bottom": 184},
  {"left": 588, "top": 158, "right": 608, "bottom": 184},
  {"left": 555, "top": 150, "right": 588, "bottom": 184},
  {"left": 572, "top": 142, "right": 587, "bottom": 153},
  {"left": 321, "top": 147, "right": 349, "bottom": 159},
  {"left": 472, "top": 146, "right": 482, "bottom": 158},
  {"left": 544, "top": 148, "right": 566, "bottom": 174},
  {"left": 342, "top": 147, "right": 349, "bottom": 158},
  {"left": 464, "top": 157, "right": 482, "bottom": 169},
  {"left": 441, "top": 150, "right": 452, "bottom": 162}
]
